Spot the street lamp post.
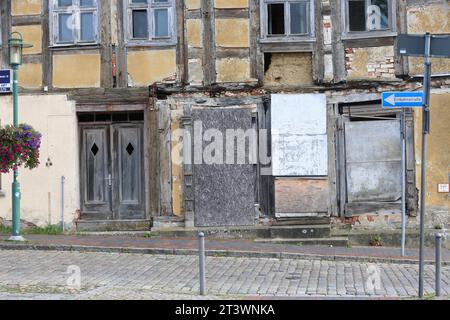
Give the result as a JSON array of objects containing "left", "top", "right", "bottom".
[{"left": 7, "top": 32, "right": 32, "bottom": 242}]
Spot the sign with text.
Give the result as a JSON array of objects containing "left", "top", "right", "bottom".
[
  {"left": 0, "top": 69, "right": 12, "bottom": 93},
  {"left": 382, "top": 92, "right": 424, "bottom": 108}
]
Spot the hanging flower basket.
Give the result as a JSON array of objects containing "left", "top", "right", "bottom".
[{"left": 0, "top": 124, "right": 42, "bottom": 174}]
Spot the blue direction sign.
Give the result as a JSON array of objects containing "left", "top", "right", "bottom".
[
  {"left": 0, "top": 69, "right": 12, "bottom": 93},
  {"left": 382, "top": 92, "right": 424, "bottom": 109}
]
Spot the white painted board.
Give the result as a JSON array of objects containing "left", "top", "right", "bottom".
[{"left": 271, "top": 94, "right": 328, "bottom": 176}]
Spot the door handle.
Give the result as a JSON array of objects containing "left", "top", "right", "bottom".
[{"left": 105, "top": 174, "right": 113, "bottom": 186}]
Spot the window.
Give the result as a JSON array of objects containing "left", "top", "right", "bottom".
[
  {"left": 50, "top": 0, "right": 99, "bottom": 46},
  {"left": 344, "top": 0, "right": 396, "bottom": 36},
  {"left": 261, "top": 0, "right": 314, "bottom": 41},
  {"left": 126, "top": 0, "right": 175, "bottom": 43}
]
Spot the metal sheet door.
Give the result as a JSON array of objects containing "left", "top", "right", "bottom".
[
  {"left": 344, "top": 120, "right": 402, "bottom": 214},
  {"left": 112, "top": 124, "right": 145, "bottom": 220},
  {"left": 80, "top": 126, "right": 112, "bottom": 219}
]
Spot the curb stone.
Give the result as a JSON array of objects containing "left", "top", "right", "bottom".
[{"left": 0, "top": 243, "right": 448, "bottom": 266}]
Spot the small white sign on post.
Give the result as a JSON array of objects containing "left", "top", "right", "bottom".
[{"left": 437, "top": 184, "right": 450, "bottom": 193}]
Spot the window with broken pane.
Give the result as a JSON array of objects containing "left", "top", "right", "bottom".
[
  {"left": 51, "top": 0, "right": 98, "bottom": 45},
  {"left": 346, "top": 0, "right": 391, "bottom": 32},
  {"left": 264, "top": 0, "right": 312, "bottom": 40},
  {"left": 127, "top": 0, "right": 175, "bottom": 42}
]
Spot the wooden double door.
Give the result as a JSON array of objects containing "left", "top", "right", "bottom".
[{"left": 80, "top": 123, "right": 145, "bottom": 220}]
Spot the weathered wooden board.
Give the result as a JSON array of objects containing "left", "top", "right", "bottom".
[
  {"left": 192, "top": 107, "right": 256, "bottom": 227},
  {"left": 158, "top": 102, "right": 173, "bottom": 216},
  {"left": 275, "top": 178, "right": 329, "bottom": 214},
  {"left": 271, "top": 94, "right": 328, "bottom": 176}
]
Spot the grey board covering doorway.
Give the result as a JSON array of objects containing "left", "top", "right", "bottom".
[{"left": 192, "top": 106, "right": 258, "bottom": 227}]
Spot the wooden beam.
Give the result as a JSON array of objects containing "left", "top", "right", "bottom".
[
  {"left": 176, "top": 0, "right": 187, "bottom": 85},
  {"left": 11, "top": 14, "right": 41, "bottom": 26},
  {"left": 250, "top": 0, "right": 263, "bottom": 83},
  {"left": 42, "top": 0, "right": 52, "bottom": 88},
  {"left": 330, "top": 0, "right": 346, "bottom": 83},
  {"left": 201, "top": 0, "right": 216, "bottom": 85},
  {"left": 0, "top": 0, "right": 11, "bottom": 68},
  {"left": 100, "top": 0, "right": 113, "bottom": 88}
]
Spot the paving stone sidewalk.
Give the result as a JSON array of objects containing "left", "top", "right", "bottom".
[
  {"left": 0, "top": 249, "right": 448, "bottom": 300},
  {"left": 0, "top": 234, "right": 449, "bottom": 264}
]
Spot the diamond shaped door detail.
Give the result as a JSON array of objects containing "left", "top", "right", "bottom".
[
  {"left": 126, "top": 143, "right": 134, "bottom": 155},
  {"left": 91, "top": 143, "right": 99, "bottom": 156}
]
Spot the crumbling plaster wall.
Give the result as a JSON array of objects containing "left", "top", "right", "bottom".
[
  {"left": 414, "top": 91, "right": 450, "bottom": 228},
  {"left": 264, "top": 53, "right": 314, "bottom": 87},
  {"left": 407, "top": 1, "right": 450, "bottom": 75}
]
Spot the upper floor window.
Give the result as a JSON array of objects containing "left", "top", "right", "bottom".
[
  {"left": 126, "top": 0, "right": 176, "bottom": 44},
  {"left": 50, "top": 0, "right": 99, "bottom": 46},
  {"left": 261, "top": 0, "right": 315, "bottom": 42},
  {"left": 343, "top": 0, "right": 396, "bottom": 37}
]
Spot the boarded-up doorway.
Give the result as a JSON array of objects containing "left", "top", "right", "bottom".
[
  {"left": 192, "top": 106, "right": 258, "bottom": 227},
  {"left": 340, "top": 119, "right": 402, "bottom": 215}
]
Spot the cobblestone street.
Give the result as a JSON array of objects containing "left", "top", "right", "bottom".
[{"left": 0, "top": 250, "right": 449, "bottom": 299}]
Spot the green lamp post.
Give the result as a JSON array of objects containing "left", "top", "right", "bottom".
[{"left": 7, "top": 32, "right": 33, "bottom": 242}]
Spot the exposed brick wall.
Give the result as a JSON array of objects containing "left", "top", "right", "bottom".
[{"left": 345, "top": 47, "right": 396, "bottom": 80}]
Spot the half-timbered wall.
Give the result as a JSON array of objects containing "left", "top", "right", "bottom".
[{"left": 0, "top": 0, "right": 448, "bottom": 229}]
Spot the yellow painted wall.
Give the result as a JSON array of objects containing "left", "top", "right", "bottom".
[
  {"left": 11, "top": 25, "right": 42, "bottom": 55},
  {"left": 215, "top": 19, "right": 249, "bottom": 47},
  {"left": 18, "top": 63, "right": 42, "bottom": 88},
  {"left": 216, "top": 58, "right": 250, "bottom": 82},
  {"left": 414, "top": 91, "right": 450, "bottom": 225},
  {"left": 0, "top": 95, "right": 79, "bottom": 228},
  {"left": 53, "top": 53, "right": 101, "bottom": 88},
  {"left": 185, "top": 0, "right": 201, "bottom": 10},
  {"left": 186, "top": 19, "right": 203, "bottom": 48},
  {"left": 12, "top": 0, "right": 42, "bottom": 16},
  {"left": 215, "top": 0, "right": 249, "bottom": 8},
  {"left": 127, "top": 49, "right": 177, "bottom": 87}
]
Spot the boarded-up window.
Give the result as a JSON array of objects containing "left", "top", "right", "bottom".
[{"left": 271, "top": 94, "right": 328, "bottom": 176}]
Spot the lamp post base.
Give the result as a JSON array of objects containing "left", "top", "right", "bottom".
[{"left": 7, "top": 235, "right": 26, "bottom": 242}]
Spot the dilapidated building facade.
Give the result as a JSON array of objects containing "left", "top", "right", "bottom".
[{"left": 0, "top": 0, "right": 449, "bottom": 241}]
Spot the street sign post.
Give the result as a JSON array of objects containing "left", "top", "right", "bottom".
[
  {"left": 398, "top": 32, "right": 450, "bottom": 299},
  {"left": 382, "top": 92, "right": 424, "bottom": 108},
  {"left": 0, "top": 69, "right": 12, "bottom": 93}
]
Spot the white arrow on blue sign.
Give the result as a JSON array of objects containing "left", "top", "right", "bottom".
[{"left": 382, "top": 92, "right": 424, "bottom": 109}]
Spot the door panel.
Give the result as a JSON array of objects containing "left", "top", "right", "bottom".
[
  {"left": 192, "top": 107, "right": 257, "bottom": 227},
  {"left": 112, "top": 124, "right": 145, "bottom": 219},
  {"left": 343, "top": 120, "right": 402, "bottom": 214},
  {"left": 80, "top": 126, "right": 112, "bottom": 217}
]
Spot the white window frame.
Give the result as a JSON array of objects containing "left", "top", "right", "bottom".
[
  {"left": 49, "top": 0, "right": 100, "bottom": 47},
  {"left": 260, "top": 0, "right": 315, "bottom": 43},
  {"left": 342, "top": 0, "right": 397, "bottom": 40},
  {"left": 125, "top": 0, "right": 176, "bottom": 46}
]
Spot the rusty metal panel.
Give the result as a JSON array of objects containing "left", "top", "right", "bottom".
[
  {"left": 275, "top": 178, "right": 329, "bottom": 214},
  {"left": 345, "top": 120, "right": 401, "bottom": 202},
  {"left": 271, "top": 94, "right": 328, "bottom": 176}
]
